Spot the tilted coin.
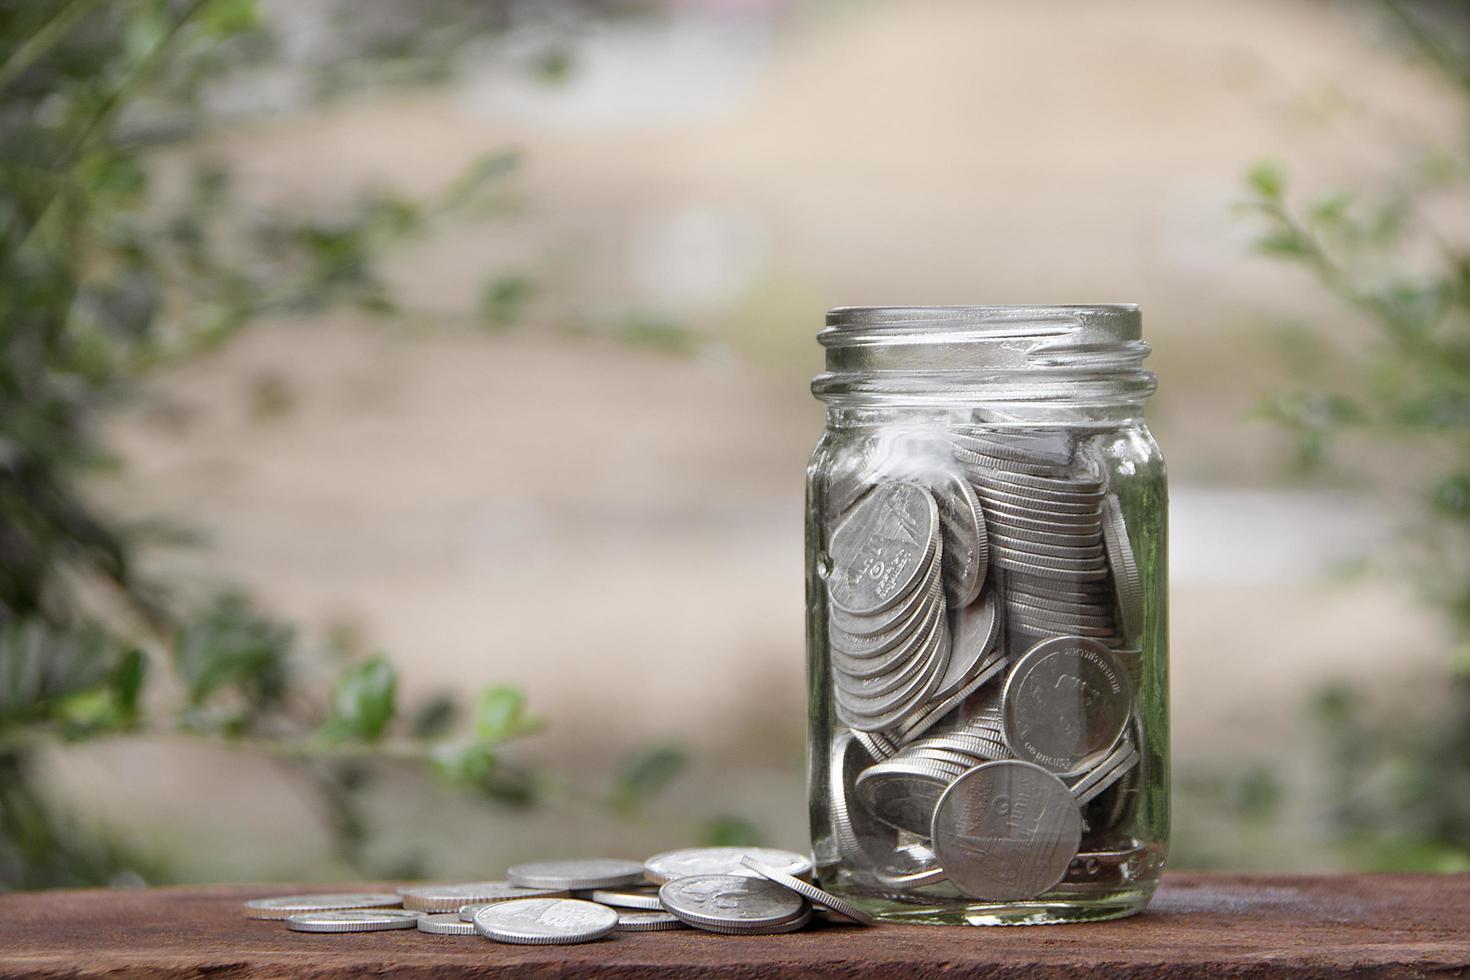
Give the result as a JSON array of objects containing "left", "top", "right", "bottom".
[
  {"left": 953, "top": 430, "right": 1075, "bottom": 467},
  {"left": 615, "top": 910, "right": 688, "bottom": 932},
  {"left": 931, "top": 760, "right": 1083, "bottom": 901},
  {"left": 852, "top": 728, "right": 898, "bottom": 761},
  {"left": 827, "top": 483, "right": 938, "bottom": 616},
  {"left": 829, "top": 574, "right": 943, "bottom": 662},
  {"left": 873, "top": 842, "right": 947, "bottom": 890},
  {"left": 1001, "top": 637, "right": 1133, "bottom": 775},
  {"left": 854, "top": 758, "right": 964, "bottom": 835},
  {"left": 400, "top": 881, "right": 569, "bottom": 912},
  {"left": 829, "top": 733, "right": 899, "bottom": 868},
  {"left": 739, "top": 855, "right": 876, "bottom": 926},
  {"left": 834, "top": 608, "right": 945, "bottom": 698},
  {"left": 835, "top": 612, "right": 950, "bottom": 715},
  {"left": 505, "top": 858, "right": 646, "bottom": 891},
  {"left": 473, "top": 898, "right": 619, "bottom": 945},
  {"left": 926, "top": 469, "right": 988, "bottom": 607},
  {"left": 1070, "top": 741, "right": 1139, "bottom": 807},
  {"left": 972, "top": 483, "right": 1102, "bottom": 517},
  {"left": 242, "top": 893, "right": 402, "bottom": 920},
  {"left": 416, "top": 913, "right": 477, "bottom": 936},
  {"left": 929, "top": 591, "right": 1001, "bottom": 702},
  {"left": 835, "top": 614, "right": 950, "bottom": 732},
  {"left": 644, "top": 846, "right": 813, "bottom": 883},
  {"left": 657, "top": 874, "right": 807, "bottom": 932},
  {"left": 1100, "top": 494, "right": 1145, "bottom": 644},
  {"left": 573, "top": 886, "right": 663, "bottom": 910},
  {"left": 285, "top": 909, "right": 421, "bottom": 933},
  {"left": 895, "top": 654, "right": 1008, "bottom": 744}
]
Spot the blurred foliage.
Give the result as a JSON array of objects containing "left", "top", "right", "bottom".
[
  {"left": 0, "top": 0, "right": 677, "bottom": 890},
  {"left": 1239, "top": 0, "right": 1470, "bottom": 870}
]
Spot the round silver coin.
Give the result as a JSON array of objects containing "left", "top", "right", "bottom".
[
  {"left": 929, "top": 591, "right": 1001, "bottom": 702},
  {"left": 827, "top": 483, "right": 938, "bottom": 616},
  {"left": 416, "top": 913, "right": 477, "bottom": 936},
  {"left": 242, "top": 893, "right": 402, "bottom": 920},
  {"left": 473, "top": 898, "right": 619, "bottom": 945},
  {"left": 1001, "top": 637, "right": 1133, "bottom": 775},
  {"left": 505, "top": 858, "right": 646, "bottom": 891},
  {"left": 644, "top": 846, "right": 813, "bottom": 883},
  {"left": 684, "top": 906, "right": 814, "bottom": 935},
  {"left": 931, "top": 760, "right": 1082, "bottom": 901},
  {"left": 400, "top": 881, "right": 568, "bottom": 912},
  {"left": 657, "top": 874, "right": 807, "bottom": 931},
  {"left": 830, "top": 732, "right": 899, "bottom": 865},
  {"left": 738, "top": 855, "right": 876, "bottom": 926},
  {"left": 928, "top": 470, "right": 988, "bottom": 607},
  {"left": 615, "top": 910, "right": 687, "bottom": 932},
  {"left": 285, "top": 909, "right": 421, "bottom": 933},
  {"left": 829, "top": 541, "right": 940, "bottom": 638},
  {"left": 853, "top": 758, "right": 964, "bottom": 835}
]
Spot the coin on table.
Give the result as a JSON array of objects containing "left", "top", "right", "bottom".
[
  {"left": 644, "top": 846, "right": 813, "bottom": 883},
  {"left": 416, "top": 913, "right": 477, "bottom": 936},
  {"left": 658, "top": 874, "right": 807, "bottom": 933},
  {"left": 931, "top": 760, "right": 1082, "bottom": 901},
  {"left": 1001, "top": 637, "right": 1133, "bottom": 775},
  {"left": 614, "top": 910, "right": 688, "bottom": 932},
  {"left": 242, "top": 893, "right": 402, "bottom": 920},
  {"left": 684, "top": 906, "right": 814, "bottom": 935},
  {"left": 739, "top": 855, "right": 876, "bottom": 926},
  {"left": 506, "top": 858, "right": 646, "bottom": 891},
  {"left": 827, "top": 483, "right": 938, "bottom": 616},
  {"left": 473, "top": 898, "right": 619, "bottom": 945},
  {"left": 285, "top": 909, "right": 421, "bottom": 933},
  {"left": 1100, "top": 494, "right": 1145, "bottom": 644},
  {"left": 400, "top": 881, "right": 568, "bottom": 912},
  {"left": 573, "top": 886, "right": 663, "bottom": 910}
]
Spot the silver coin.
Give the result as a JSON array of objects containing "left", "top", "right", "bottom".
[
  {"left": 473, "top": 898, "right": 619, "bottom": 945},
  {"left": 953, "top": 431, "right": 1075, "bottom": 467},
  {"left": 829, "top": 538, "right": 941, "bottom": 637},
  {"left": 400, "top": 881, "right": 569, "bottom": 912},
  {"left": 989, "top": 533, "right": 1106, "bottom": 561},
  {"left": 285, "top": 909, "right": 421, "bottom": 933},
  {"left": 835, "top": 613, "right": 950, "bottom": 731},
  {"left": 573, "top": 887, "right": 663, "bottom": 910},
  {"left": 242, "top": 893, "right": 402, "bottom": 920},
  {"left": 416, "top": 913, "right": 477, "bottom": 936},
  {"left": 931, "top": 760, "right": 1082, "bottom": 901},
  {"left": 873, "top": 842, "right": 947, "bottom": 890},
  {"left": 910, "top": 746, "right": 984, "bottom": 769},
  {"left": 615, "top": 910, "right": 687, "bottom": 932},
  {"left": 969, "top": 469, "right": 1106, "bottom": 504},
  {"left": 989, "top": 522, "right": 1105, "bottom": 550},
  {"left": 928, "top": 470, "right": 988, "bottom": 607},
  {"left": 827, "top": 483, "right": 938, "bottom": 615},
  {"left": 851, "top": 728, "right": 898, "bottom": 761},
  {"left": 1071, "top": 741, "right": 1139, "bottom": 807},
  {"left": 1101, "top": 494, "right": 1145, "bottom": 644},
  {"left": 853, "top": 758, "right": 964, "bottom": 835},
  {"left": 739, "top": 855, "right": 876, "bottom": 926},
  {"left": 1001, "top": 637, "right": 1133, "bottom": 775},
  {"left": 834, "top": 604, "right": 946, "bottom": 699},
  {"left": 966, "top": 463, "right": 1104, "bottom": 496},
  {"left": 830, "top": 732, "right": 898, "bottom": 866},
  {"left": 657, "top": 874, "right": 807, "bottom": 931},
  {"left": 505, "top": 858, "right": 646, "bottom": 891},
  {"left": 973, "top": 484, "right": 1102, "bottom": 517},
  {"left": 991, "top": 551, "right": 1109, "bottom": 581},
  {"left": 644, "top": 846, "right": 813, "bottom": 883},
  {"left": 984, "top": 508, "right": 1104, "bottom": 537},
  {"left": 1002, "top": 589, "right": 1113, "bottom": 618}
]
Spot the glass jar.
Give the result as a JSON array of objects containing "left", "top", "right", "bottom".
[{"left": 805, "top": 305, "right": 1167, "bottom": 926}]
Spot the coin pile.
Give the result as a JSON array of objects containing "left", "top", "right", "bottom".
[
  {"left": 823, "top": 426, "right": 1147, "bottom": 902},
  {"left": 243, "top": 846, "right": 874, "bottom": 942}
]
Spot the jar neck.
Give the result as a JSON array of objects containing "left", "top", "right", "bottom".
[{"left": 811, "top": 306, "right": 1156, "bottom": 424}]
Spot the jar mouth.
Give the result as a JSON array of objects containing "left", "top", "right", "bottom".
[{"left": 813, "top": 305, "right": 1155, "bottom": 409}]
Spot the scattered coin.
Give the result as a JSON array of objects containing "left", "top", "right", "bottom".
[
  {"left": 242, "top": 893, "right": 402, "bottom": 920},
  {"left": 573, "top": 887, "right": 663, "bottom": 910},
  {"left": 644, "top": 847, "right": 813, "bottom": 883},
  {"left": 285, "top": 909, "right": 421, "bottom": 933},
  {"left": 416, "top": 913, "right": 477, "bottom": 936},
  {"left": 658, "top": 874, "right": 808, "bottom": 933},
  {"left": 473, "top": 898, "right": 619, "bottom": 945},
  {"left": 505, "top": 858, "right": 646, "bottom": 891},
  {"left": 739, "top": 855, "right": 876, "bottom": 926}
]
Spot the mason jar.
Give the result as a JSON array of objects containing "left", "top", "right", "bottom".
[{"left": 805, "top": 305, "right": 1168, "bottom": 925}]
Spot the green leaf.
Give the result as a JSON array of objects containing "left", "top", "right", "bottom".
[
  {"left": 1253, "top": 229, "right": 1313, "bottom": 260},
  {"left": 411, "top": 694, "right": 457, "bottom": 738},
  {"left": 698, "top": 814, "right": 764, "bottom": 847},
  {"left": 432, "top": 740, "right": 496, "bottom": 783},
  {"left": 1246, "top": 159, "right": 1286, "bottom": 200},
  {"left": 321, "top": 656, "right": 396, "bottom": 743},
  {"left": 608, "top": 742, "right": 687, "bottom": 814},
  {"left": 477, "top": 273, "right": 535, "bottom": 329},
  {"left": 473, "top": 685, "right": 533, "bottom": 743},
  {"left": 172, "top": 594, "right": 291, "bottom": 713}
]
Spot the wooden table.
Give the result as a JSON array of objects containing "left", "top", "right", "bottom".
[{"left": 2, "top": 873, "right": 1467, "bottom": 977}]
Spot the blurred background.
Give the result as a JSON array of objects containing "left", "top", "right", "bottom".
[{"left": 2, "top": 0, "right": 1467, "bottom": 890}]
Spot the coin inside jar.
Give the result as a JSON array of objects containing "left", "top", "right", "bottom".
[
  {"left": 827, "top": 483, "right": 939, "bottom": 616},
  {"left": 1001, "top": 636, "right": 1133, "bottom": 775}
]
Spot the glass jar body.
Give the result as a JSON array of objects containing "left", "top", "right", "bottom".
[{"left": 805, "top": 405, "right": 1168, "bottom": 926}]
